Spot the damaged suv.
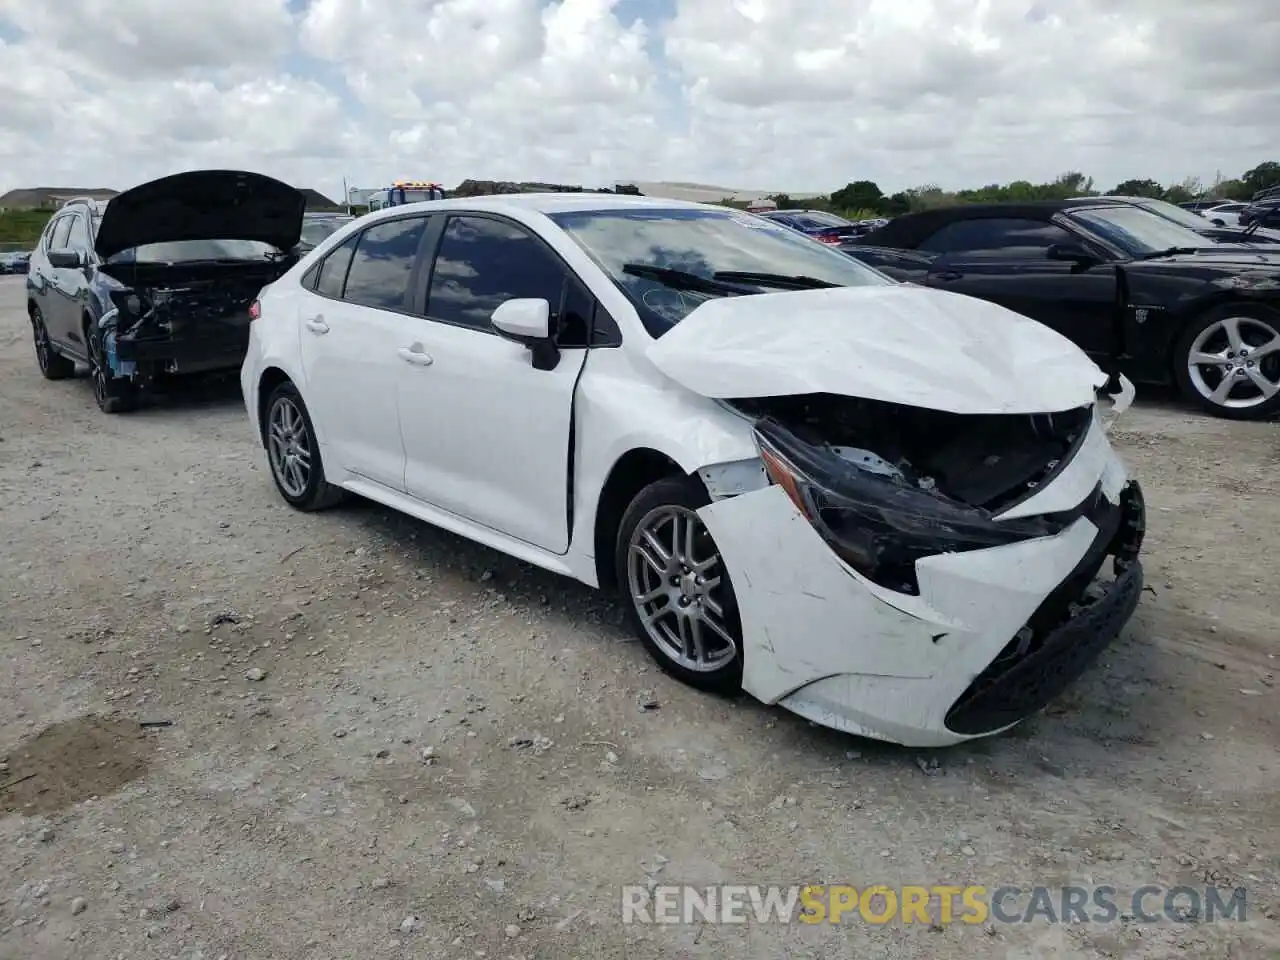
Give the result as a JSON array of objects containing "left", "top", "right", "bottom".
[
  {"left": 243, "top": 195, "right": 1145, "bottom": 747},
  {"left": 26, "top": 170, "right": 305, "bottom": 412}
]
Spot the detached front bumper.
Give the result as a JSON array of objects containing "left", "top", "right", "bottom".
[{"left": 697, "top": 437, "right": 1145, "bottom": 748}]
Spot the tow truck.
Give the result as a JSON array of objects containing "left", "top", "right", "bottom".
[{"left": 366, "top": 180, "right": 446, "bottom": 211}]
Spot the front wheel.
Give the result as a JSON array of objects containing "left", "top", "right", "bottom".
[
  {"left": 264, "top": 381, "right": 346, "bottom": 511},
  {"left": 87, "top": 327, "right": 138, "bottom": 414},
  {"left": 615, "top": 476, "right": 744, "bottom": 694},
  {"left": 1173, "top": 304, "right": 1280, "bottom": 420}
]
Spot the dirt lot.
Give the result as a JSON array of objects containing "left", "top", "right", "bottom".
[{"left": 1, "top": 275, "right": 1278, "bottom": 960}]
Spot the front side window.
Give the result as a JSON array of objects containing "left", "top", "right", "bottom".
[
  {"left": 548, "top": 207, "right": 891, "bottom": 337},
  {"left": 342, "top": 216, "right": 429, "bottom": 311},
  {"left": 919, "top": 218, "right": 1076, "bottom": 256},
  {"left": 66, "top": 214, "right": 91, "bottom": 252},
  {"left": 49, "top": 217, "right": 73, "bottom": 250},
  {"left": 426, "top": 215, "right": 571, "bottom": 334}
]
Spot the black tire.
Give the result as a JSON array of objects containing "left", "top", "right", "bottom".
[
  {"left": 1173, "top": 303, "right": 1280, "bottom": 421},
  {"left": 263, "top": 381, "right": 346, "bottom": 511},
  {"left": 29, "top": 306, "right": 75, "bottom": 380},
  {"left": 614, "top": 475, "right": 744, "bottom": 694},
  {"left": 86, "top": 325, "right": 139, "bottom": 414}
]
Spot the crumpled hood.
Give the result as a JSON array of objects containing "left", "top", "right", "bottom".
[
  {"left": 94, "top": 169, "right": 306, "bottom": 260},
  {"left": 645, "top": 284, "right": 1107, "bottom": 415}
]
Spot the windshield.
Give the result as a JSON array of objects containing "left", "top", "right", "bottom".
[
  {"left": 548, "top": 207, "right": 892, "bottom": 337},
  {"left": 300, "top": 218, "right": 351, "bottom": 247},
  {"left": 1067, "top": 205, "right": 1208, "bottom": 257},
  {"left": 790, "top": 211, "right": 851, "bottom": 229},
  {"left": 1137, "top": 198, "right": 1220, "bottom": 231}
]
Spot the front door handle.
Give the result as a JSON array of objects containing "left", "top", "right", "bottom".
[
  {"left": 397, "top": 345, "right": 433, "bottom": 366},
  {"left": 304, "top": 316, "right": 329, "bottom": 334},
  {"left": 933, "top": 270, "right": 963, "bottom": 281}
]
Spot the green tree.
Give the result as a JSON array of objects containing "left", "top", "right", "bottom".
[
  {"left": 1240, "top": 161, "right": 1280, "bottom": 197},
  {"left": 1110, "top": 178, "right": 1165, "bottom": 198},
  {"left": 831, "top": 180, "right": 886, "bottom": 214}
]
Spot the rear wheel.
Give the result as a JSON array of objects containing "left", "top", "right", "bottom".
[
  {"left": 29, "top": 306, "right": 75, "bottom": 380},
  {"left": 87, "top": 326, "right": 139, "bottom": 414},
  {"left": 264, "top": 381, "right": 346, "bottom": 511},
  {"left": 1174, "top": 304, "right": 1280, "bottom": 420},
  {"left": 615, "top": 476, "right": 744, "bottom": 693}
]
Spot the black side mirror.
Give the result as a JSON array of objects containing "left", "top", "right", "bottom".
[
  {"left": 1046, "top": 242, "right": 1098, "bottom": 266},
  {"left": 47, "top": 249, "right": 85, "bottom": 269}
]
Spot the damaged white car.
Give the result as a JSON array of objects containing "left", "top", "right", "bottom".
[{"left": 241, "top": 194, "right": 1146, "bottom": 748}]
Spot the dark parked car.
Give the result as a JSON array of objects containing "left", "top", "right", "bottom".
[
  {"left": 25, "top": 170, "right": 305, "bottom": 413},
  {"left": 297, "top": 212, "right": 354, "bottom": 253},
  {"left": 1241, "top": 198, "right": 1280, "bottom": 230},
  {"left": 756, "top": 209, "right": 866, "bottom": 244},
  {"left": 844, "top": 201, "right": 1280, "bottom": 420},
  {"left": 1078, "top": 195, "right": 1280, "bottom": 245},
  {"left": 0, "top": 251, "right": 30, "bottom": 274}
]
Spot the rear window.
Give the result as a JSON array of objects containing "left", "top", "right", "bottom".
[{"left": 791, "top": 211, "right": 851, "bottom": 229}]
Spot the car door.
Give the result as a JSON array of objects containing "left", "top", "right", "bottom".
[
  {"left": 918, "top": 216, "right": 1120, "bottom": 360},
  {"left": 59, "top": 212, "right": 95, "bottom": 349},
  {"left": 395, "top": 213, "right": 590, "bottom": 554},
  {"left": 297, "top": 215, "right": 433, "bottom": 491},
  {"left": 37, "top": 215, "right": 76, "bottom": 343}
]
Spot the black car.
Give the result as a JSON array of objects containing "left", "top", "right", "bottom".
[
  {"left": 0, "top": 251, "right": 30, "bottom": 274},
  {"left": 1078, "top": 195, "right": 1280, "bottom": 245},
  {"left": 1241, "top": 198, "right": 1280, "bottom": 230},
  {"left": 844, "top": 201, "right": 1280, "bottom": 420},
  {"left": 297, "top": 212, "right": 354, "bottom": 253},
  {"left": 25, "top": 170, "right": 305, "bottom": 413}
]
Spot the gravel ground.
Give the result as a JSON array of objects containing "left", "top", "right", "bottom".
[{"left": 1, "top": 274, "right": 1278, "bottom": 960}]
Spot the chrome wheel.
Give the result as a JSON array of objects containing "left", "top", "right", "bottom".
[
  {"left": 1186, "top": 315, "right": 1280, "bottom": 410},
  {"left": 625, "top": 504, "right": 737, "bottom": 673},
  {"left": 30, "top": 309, "right": 50, "bottom": 372},
  {"left": 268, "top": 396, "right": 312, "bottom": 498}
]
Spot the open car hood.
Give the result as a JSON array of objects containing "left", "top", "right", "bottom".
[
  {"left": 94, "top": 170, "right": 306, "bottom": 260},
  {"left": 645, "top": 285, "right": 1107, "bottom": 415}
]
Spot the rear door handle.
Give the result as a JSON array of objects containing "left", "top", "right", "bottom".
[
  {"left": 304, "top": 316, "right": 329, "bottom": 334},
  {"left": 397, "top": 346, "right": 433, "bottom": 366}
]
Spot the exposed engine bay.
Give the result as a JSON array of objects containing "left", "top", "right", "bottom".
[
  {"left": 101, "top": 260, "right": 292, "bottom": 379},
  {"left": 728, "top": 393, "right": 1092, "bottom": 513}
]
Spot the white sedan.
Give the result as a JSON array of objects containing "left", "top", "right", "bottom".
[{"left": 241, "top": 194, "right": 1146, "bottom": 747}]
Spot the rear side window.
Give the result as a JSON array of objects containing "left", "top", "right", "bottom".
[
  {"left": 49, "top": 217, "right": 73, "bottom": 250},
  {"left": 426, "top": 215, "right": 573, "bottom": 336},
  {"left": 342, "top": 217, "right": 430, "bottom": 311},
  {"left": 315, "top": 234, "right": 358, "bottom": 300},
  {"left": 919, "top": 218, "right": 1075, "bottom": 256}
]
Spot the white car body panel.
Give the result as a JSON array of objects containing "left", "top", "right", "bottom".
[
  {"left": 647, "top": 284, "right": 1108, "bottom": 413},
  {"left": 242, "top": 193, "right": 1143, "bottom": 748}
]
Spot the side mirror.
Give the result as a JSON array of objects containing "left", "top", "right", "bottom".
[
  {"left": 47, "top": 249, "right": 85, "bottom": 269},
  {"left": 490, "top": 298, "right": 559, "bottom": 371},
  {"left": 1047, "top": 242, "right": 1098, "bottom": 265}
]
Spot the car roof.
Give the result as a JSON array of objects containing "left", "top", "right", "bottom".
[
  {"left": 365, "top": 192, "right": 712, "bottom": 218},
  {"left": 858, "top": 199, "right": 1130, "bottom": 248}
]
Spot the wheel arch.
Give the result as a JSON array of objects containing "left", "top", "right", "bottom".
[
  {"left": 256, "top": 366, "right": 295, "bottom": 446},
  {"left": 592, "top": 447, "right": 701, "bottom": 592}
]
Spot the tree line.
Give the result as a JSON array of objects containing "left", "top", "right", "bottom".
[{"left": 763, "top": 161, "right": 1280, "bottom": 220}]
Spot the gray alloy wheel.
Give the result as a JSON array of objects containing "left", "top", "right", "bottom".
[
  {"left": 267, "top": 394, "right": 313, "bottom": 499},
  {"left": 625, "top": 503, "right": 738, "bottom": 673},
  {"left": 1185, "top": 313, "right": 1280, "bottom": 412}
]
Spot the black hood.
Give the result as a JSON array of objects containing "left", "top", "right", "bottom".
[{"left": 94, "top": 170, "right": 306, "bottom": 260}]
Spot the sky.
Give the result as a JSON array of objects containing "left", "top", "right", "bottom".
[{"left": 0, "top": 0, "right": 1275, "bottom": 201}]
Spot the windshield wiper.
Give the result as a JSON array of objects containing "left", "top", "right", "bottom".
[
  {"left": 711, "top": 270, "right": 840, "bottom": 289},
  {"left": 1140, "top": 246, "right": 1200, "bottom": 259},
  {"left": 621, "top": 263, "right": 755, "bottom": 295}
]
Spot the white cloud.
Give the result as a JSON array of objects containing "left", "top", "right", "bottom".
[{"left": 0, "top": 0, "right": 1275, "bottom": 201}]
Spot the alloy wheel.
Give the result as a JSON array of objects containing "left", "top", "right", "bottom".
[
  {"left": 87, "top": 333, "right": 108, "bottom": 406},
  {"left": 625, "top": 504, "right": 737, "bottom": 672},
  {"left": 268, "top": 396, "right": 313, "bottom": 498},
  {"left": 1186, "top": 315, "right": 1280, "bottom": 410},
  {"left": 30, "top": 310, "right": 50, "bottom": 373}
]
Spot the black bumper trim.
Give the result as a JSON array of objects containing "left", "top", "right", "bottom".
[
  {"left": 114, "top": 333, "right": 249, "bottom": 368},
  {"left": 943, "top": 480, "right": 1146, "bottom": 737}
]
